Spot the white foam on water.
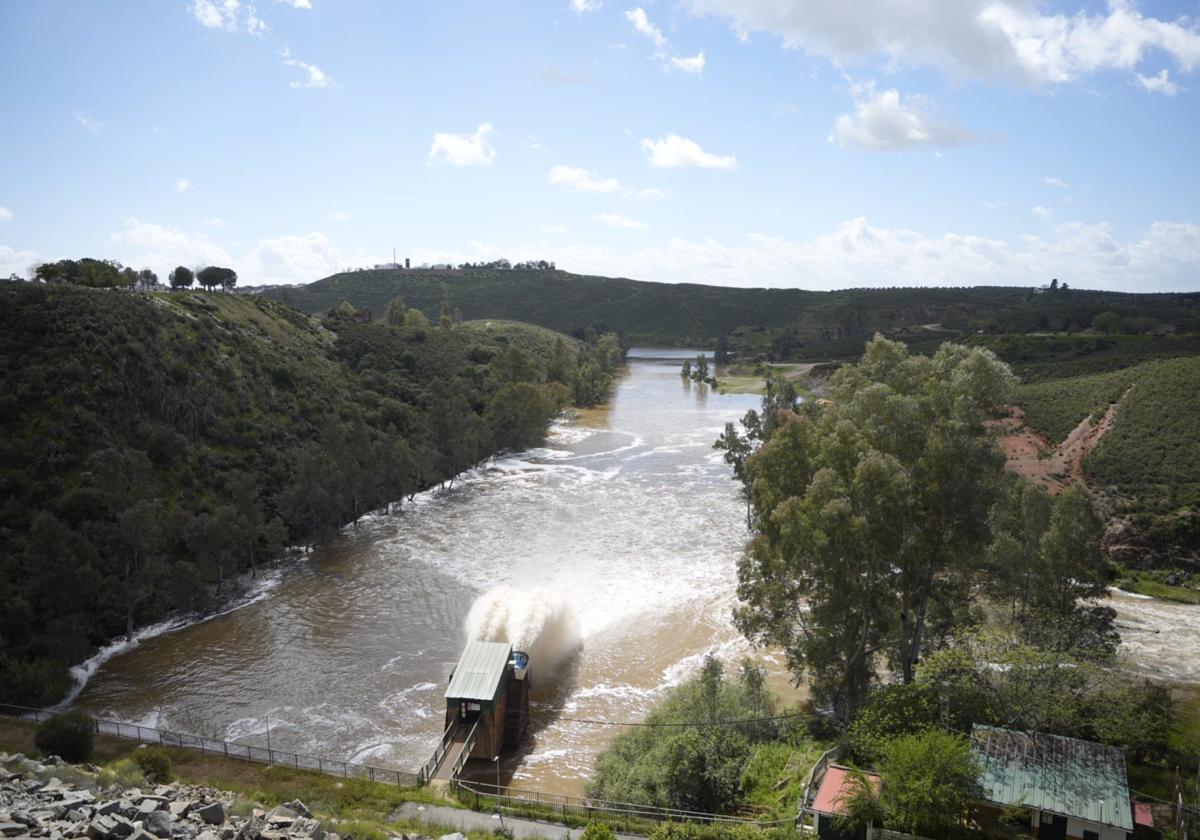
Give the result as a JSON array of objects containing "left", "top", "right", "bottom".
[{"left": 465, "top": 586, "right": 583, "bottom": 679}]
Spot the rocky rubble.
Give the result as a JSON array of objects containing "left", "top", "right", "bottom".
[{"left": 0, "top": 753, "right": 333, "bottom": 840}]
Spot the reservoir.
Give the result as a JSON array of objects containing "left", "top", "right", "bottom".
[{"left": 72, "top": 349, "right": 1200, "bottom": 793}]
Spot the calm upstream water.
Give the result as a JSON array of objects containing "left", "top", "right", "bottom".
[{"left": 73, "top": 349, "right": 1200, "bottom": 793}]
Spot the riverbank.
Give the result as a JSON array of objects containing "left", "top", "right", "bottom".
[
  {"left": 1112, "top": 567, "right": 1200, "bottom": 605},
  {"left": 713, "top": 363, "right": 818, "bottom": 396}
]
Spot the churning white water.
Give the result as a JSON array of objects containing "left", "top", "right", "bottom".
[
  {"left": 68, "top": 349, "right": 1200, "bottom": 793},
  {"left": 465, "top": 586, "right": 582, "bottom": 679}
]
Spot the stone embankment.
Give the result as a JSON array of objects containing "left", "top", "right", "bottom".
[{"left": 0, "top": 751, "right": 331, "bottom": 840}]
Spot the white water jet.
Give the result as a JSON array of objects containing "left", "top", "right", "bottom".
[{"left": 464, "top": 586, "right": 582, "bottom": 679}]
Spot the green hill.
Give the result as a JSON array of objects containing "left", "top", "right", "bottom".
[
  {"left": 0, "top": 282, "right": 618, "bottom": 705},
  {"left": 258, "top": 267, "right": 1200, "bottom": 352}
]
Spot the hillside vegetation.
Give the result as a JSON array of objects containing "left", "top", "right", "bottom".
[
  {"left": 0, "top": 282, "right": 621, "bottom": 705},
  {"left": 259, "top": 268, "right": 1200, "bottom": 352}
]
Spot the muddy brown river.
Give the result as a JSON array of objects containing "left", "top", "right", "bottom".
[{"left": 70, "top": 349, "right": 1199, "bottom": 794}]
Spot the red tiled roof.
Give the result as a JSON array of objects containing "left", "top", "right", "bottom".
[
  {"left": 1133, "top": 801, "right": 1153, "bottom": 827},
  {"left": 812, "top": 765, "right": 881, "bottom": 817}
]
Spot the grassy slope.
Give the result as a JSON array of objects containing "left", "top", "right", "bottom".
[{"left": 1015, "top": 367, "right": 1138, "bottom": 444}]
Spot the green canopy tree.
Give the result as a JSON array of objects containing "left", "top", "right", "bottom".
[
  {"left": 735, "top": 337, "right": 1015, "bottom": 719},
  {"left": 169, "top": 265, "right": 194, "bottom": 289}
]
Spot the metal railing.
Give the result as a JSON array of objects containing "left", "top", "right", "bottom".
[
  {"left": 0, "top": 703, "right": 422, "bottom": 788},
  {"left": 448, "top": 720, "right": 480, "bottom": 782},
  {"left": 454, "top": 779, "right": 776, "bottom": 828},
  {"left": 420, "top": 719, "right": 459, "bottom": 783}
]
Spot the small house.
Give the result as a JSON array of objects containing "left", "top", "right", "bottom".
[
  {"left": 971, "top": 724, "right": 1136, "bottom": 840},
  {"left": 805, "top": 763, "right": 880, "bottom": 840},
  {"left": 443, "top": 640, "right": 531, "bottom": 761}
]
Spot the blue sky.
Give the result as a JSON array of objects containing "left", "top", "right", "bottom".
[{"left": 1, "top": 0, "right": 1198, "bottom": 290}]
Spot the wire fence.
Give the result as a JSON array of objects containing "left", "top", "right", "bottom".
[
  {"left": 453, "top": 779, "right": 789, "bottom": 831},
  {"left": 0, "top": 703, "right": 423, "bottom": 788}
]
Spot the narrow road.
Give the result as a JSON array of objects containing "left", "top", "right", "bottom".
[{"left": 393, "top": 802, "right": 644, "bottom": 840}]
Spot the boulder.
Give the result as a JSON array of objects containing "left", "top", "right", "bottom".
[
  {"left": 144, "top": 811, "right": 174, "bottom": 839},
  {"left": 109, "top": 815, "right": 137, "bottom": 838},
  {"left": 0, "top": 824, "right": 28, "bottom": 838},
  {"left": 169, "top": 802, "right": 194, "bottom": 819},
  {"left": 88, "top": 816, "right": 119, "bottom": 839},
  {"left": 195, "top": 803, "right": 225, "bottom": 826},
  {"left": 236, "top": 816, "right": 263, "bottom": 840},
  {"left": 284, "top": 802, "right": 310, "bottom": 819},
  {"left": 96, "top": 802, "right": 122, "bottom": 818},
  {"left": 137, "top": 800, "right": 163, "bottom": 817}
]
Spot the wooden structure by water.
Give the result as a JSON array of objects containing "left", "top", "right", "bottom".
[{"left": 425, "top": 640, "right": 531, "bottom": 785}]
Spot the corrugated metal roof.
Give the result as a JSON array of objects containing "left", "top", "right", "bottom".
[
  {"left": 972, "top": 724, "right": 1132, "bottom": 831},
  {"left": 812, "top": 766, "right": 880, "bottom": 816},
  {"left": 445, "top": 641, "right": 512, "bottom": 702}
]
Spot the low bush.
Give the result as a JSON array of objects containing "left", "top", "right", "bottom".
[
  {"left": 132, "top": 746, "right": 173, "bottom": 783},
  {"left": 33, "top": 710, "right": 95, "bottom": 762}
]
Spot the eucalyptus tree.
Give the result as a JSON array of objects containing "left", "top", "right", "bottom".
[{"left": 734, "top": 336, "right": 1016, "bottom": 719}]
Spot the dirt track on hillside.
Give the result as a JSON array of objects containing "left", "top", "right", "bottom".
[{"left": 997, "top": 391, "right": 1129, "bottom": 492}]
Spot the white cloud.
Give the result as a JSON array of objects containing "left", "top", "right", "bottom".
[
  {"left": 392, "top": 217, "right": 1200, "bottom": 292},
  {"left": 276, "top": 0, "right": 311, "bottom": 8},
  {"left": 630, "top": 187, "right": 668, "bottom": 200},
  {"left": 175, "top": 177, "right": 191, "bottom": 193},
  {"left": 246, "top": 232, "right": 339, "bottom": 284},
  {"left": 1136, "top": 68, "right": 1178, "bottom": 95},
  {"left": 687, "top": 0, "right": 1200, "bottom": 87},
  {"left": 669, "top": 51, "right": 706, "bottom": 74},
  {"left": 540, "top": 223, "right": 568, "bottom": 233},
  {"left": 330, "top": 211, "right": 350, "bottom": 222},
  {"left": 190, "top": 0, "right": 267, "bottom": 34},
  {"left": 108, "top": 218, "right": 361, "bottom": 285},
  {"left": 73, "top": 111, "right": 101, "bottom": 133},
  {"left": 829, "top": 82, "right": 968, "bottom": 151},
  {"left": 1032, "top": 205, "right": 1055, "bottom": 220},
  {"left": 110, "top": 218, "right": 234, "bottom": 274},
  {"left": 640, "top": 134, "right": 738, "bottom": 169},
  {"left": 570, "top": 0, "right": 600, "bottom": 12},
  {"left": 1044, "top": 176, "right": 1070, "bottom": 189},
  {"left": 0, "top": 245, "right": 37, "bottom": 277},
  {"left": 280, "top": 49, "right": 333, "bottom": 88},
  {"left": 548, "top": 165, "right": 622, "bottom": 193},
  {"left": 429, "top": 123, "right": 497, "bottom": 167},
  {"left": 626, "top": 7, "right": 667, "bottom": 48},
  {"left": 597, "top": 213, "right": 648, "bottom": 230},
  {"left": 0, "top": 207, "right": 11, "bottom": 222}
]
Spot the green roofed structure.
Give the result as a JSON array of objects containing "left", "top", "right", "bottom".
[{"left": 971, "top": 724, "right": 1134, "bottom": 840}]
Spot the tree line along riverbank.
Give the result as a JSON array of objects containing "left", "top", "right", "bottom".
[{"left": 0, "top": 279, "right": 624, "bottom": 707}]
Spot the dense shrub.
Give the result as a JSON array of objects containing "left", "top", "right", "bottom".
[
  {"left": 580, "top": 823, "right": 616, "bottom": 840},
  {"left": 34, "top": 710, "right": 95, "bottom": 762},
  {"left": 132, "top": 746, "right": 173, "bottom": 782}
]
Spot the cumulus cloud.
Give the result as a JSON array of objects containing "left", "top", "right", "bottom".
[
  {"left": 687, "top": 0, "right": 1200, "bottom": 87},
  {"left": 1044, "top": 176, "right": 1070, "bottom": 189},
  {"left": 1032, "top": 205, "right": 1055, "bottom": 220},
  {"left": 829, "top": 82, "right": 968, "bottom": 151},
  {"left": 1136, "top": 68, "right": 1178, "bottom": 95},
  {"left": 280, "top": 49, "right": 334, "bottom": 88},
  {"left": 598, "top": 213, "right": 648, "bottom": 229},
  {"left": 275, "top": 0, "right": 311, "bottom": 8},
  {"left": 110, "top": 218, "right": 235, "bottom": 275},
  {"left": 641, "top": 134, "right": 738, "bottom": 169},
  {"left": 670, "top": 51, "right": 706, "bottom": 74},
  {"left": 570, "top": 0, "right": 600, "bottom": 12},
  {"left": 191, "top": 0, "right": 267, "bottom": 34},
  {"left": 107, "top": 218, "right": 361, "bottom": 285},
  {"left": 245, "top": 232, "right": 340, "bottom": 284},
  {"left": 626, "top": 7, "right": 667, "bottom": 48},
  {"left": 0, "top": 207, "right": 12, "bottom": 222},
  {"left": 549, "top": 165, "right": 622, "bottom": 193},
  {"left": 392, "top": 217, "right": 1200, "bottom": 292},
  {"left": 429, "top": 123, "right": 496, "bottom": 167},
  {"left": 0, "top": 245, "right": 37, "bottom": 277},
  {"left": 175, "top": 177, "right": 191, "bottom": 193}
]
